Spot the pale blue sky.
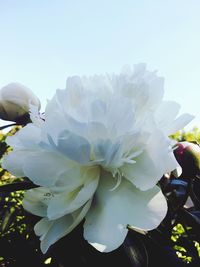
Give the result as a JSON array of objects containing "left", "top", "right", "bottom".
[{"left": 0, "top": 0, "right": 200, "bottom": 130}]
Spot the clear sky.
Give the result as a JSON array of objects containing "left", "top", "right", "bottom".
[{"left": 0, "top": 0, "right": 200, "bottom": 130}]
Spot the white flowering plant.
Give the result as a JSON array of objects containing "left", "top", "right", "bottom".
[{"left": 0, "top": 64, "right": 200, "bottom": 267}]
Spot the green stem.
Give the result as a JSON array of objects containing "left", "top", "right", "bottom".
[
  {"left": 0, "top": 123, "right": 17, "bottom": 131},
  {"left": 0, "top": 181, "right": 38, "bottom": 192}
]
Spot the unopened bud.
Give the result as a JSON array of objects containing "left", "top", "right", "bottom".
[
  {"left": 174, "top": 141, "right": 200, "bottom": 178},
  {"left": 0, "top": 83, "right": 40, "bottom": 124}
]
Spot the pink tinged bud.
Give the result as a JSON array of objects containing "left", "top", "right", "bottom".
[
  {"left": 0, "top": 83, "right": 41, "bottom": 123},
  {"left": 174, "top": 141, "right": 200, "bottom": 178}
]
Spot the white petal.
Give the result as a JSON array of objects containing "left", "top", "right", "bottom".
[
  {"left": 66, "top": 76, "right": 83, "bottom": 96},
  {"left": 19, "top": 124, "right": 42, "bottom": 147},
  {"left": 44, "top": 91, "right": 88, "bottom": 142},
  {"left": 44, "top": 95, "right": 69, "bottom": 142},
  {"left": 5, "top": 123, "right": 41, "bottom": 149},
  {"left": 121, "top": 131, "right": 178, "bottom": 191},
  {"left": 50, "top": 167, "right": 86, "bottom": 193},
  {"left": 165, "top": 113, "right": 194, "bottom": 135},
  {"left": 90, "top": 99, "right": 107, "bottom": 122},
  {"left": 57, "top": 130, "right": 91, "bottom": 164},
  {"left": 35, "top": 218, "right": 53, "bottom": 238},
  {"left": 121, "top": 153, "right": 158, "bottom": 191},
  {"left": 105, "top": 96, "right": 135, "bottom": 136},
  {"left": 147, "top": 76, "right": 164, "bottom": 109},
  {"left": 85, "top": 122, "right": 108, "bottom": 142},
  {"left": 94, "top": 140, "right": 123, "bottom": 168},
  {"left": 23, "top": 187, "right": 52, "bottom": 217},
  {"left": 23, "top": 151, "right": 72, "bottom": 186},
  {"left": 155, "top": 101, "right": 194, "bottom": 135},
  {"left": 29, "top": 104, "right": 44, "bottom": 126},
  {"left": 2, "top": 151, "right": 27, "bottom": 177},
  {"left": 35, "top": 200, "right": 92, "bottom": 254},
  {"left": 47, "top": 166, "right": 100, "bottom": 220},
  {"left": 84, "top": 173, "right": 167, "bottom": 252},
  {"left": 155, "top": 101, "right": 180, "bottom": 128}
]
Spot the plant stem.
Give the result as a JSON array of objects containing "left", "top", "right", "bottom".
[
  {"left": 0, "top": 181, "right": 38, "bottom": 192},
  {"left": 0, "top": 123, "right": 17, "bottom": 131}
]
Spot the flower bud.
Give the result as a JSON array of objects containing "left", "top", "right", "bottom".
[
  {"left": 0, "top": 83, "right": 40, "bottom": 124},
  {"left": 174, "top": 141, "right": 200, "bottom": 178}
]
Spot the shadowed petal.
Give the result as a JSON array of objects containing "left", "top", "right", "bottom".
[
  {"left": 23, "top": 187, "right": 52, "bottom": 217},
  {"left": 47, "top": 166, "right": 100, "bottom": 220},
  {"left": 35, "top": 200, "right": 92, "bottom": 254},
  {"left": 57, "top": 130, "right": 91, "bottom": 164},
  {"left": 23, "top": 151, "right": 73, "bottom": 186}
]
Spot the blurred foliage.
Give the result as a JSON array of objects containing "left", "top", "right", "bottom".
[
  {"left": 1, "top": 126, "right": 200, "bottom": 266},
  {"left": 167, "top": 128, "right": 200, "bottom": 265},
  {"left": 170, "top": 127, "right": 200, "bottom": 143}
]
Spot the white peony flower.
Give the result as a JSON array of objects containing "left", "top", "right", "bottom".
[
  {"left": 0, "top": 83, "right": 41, "bottom": 122},
  {"left": 2, "top": 64, "right": 194, "bottom": 254}
]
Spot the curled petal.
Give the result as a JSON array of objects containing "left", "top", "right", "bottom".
[
  {"left": 47, "top": 166, "right": 100, "bottom": 220},
  {"left": 35, "top": 200, "right": 92, "bottom": 254},
  {"left": 155, "top": 101, "right": 194, "bottom": 135},
  {"left": 23, "top": 187, "right": 52, "bottom": 217}
]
